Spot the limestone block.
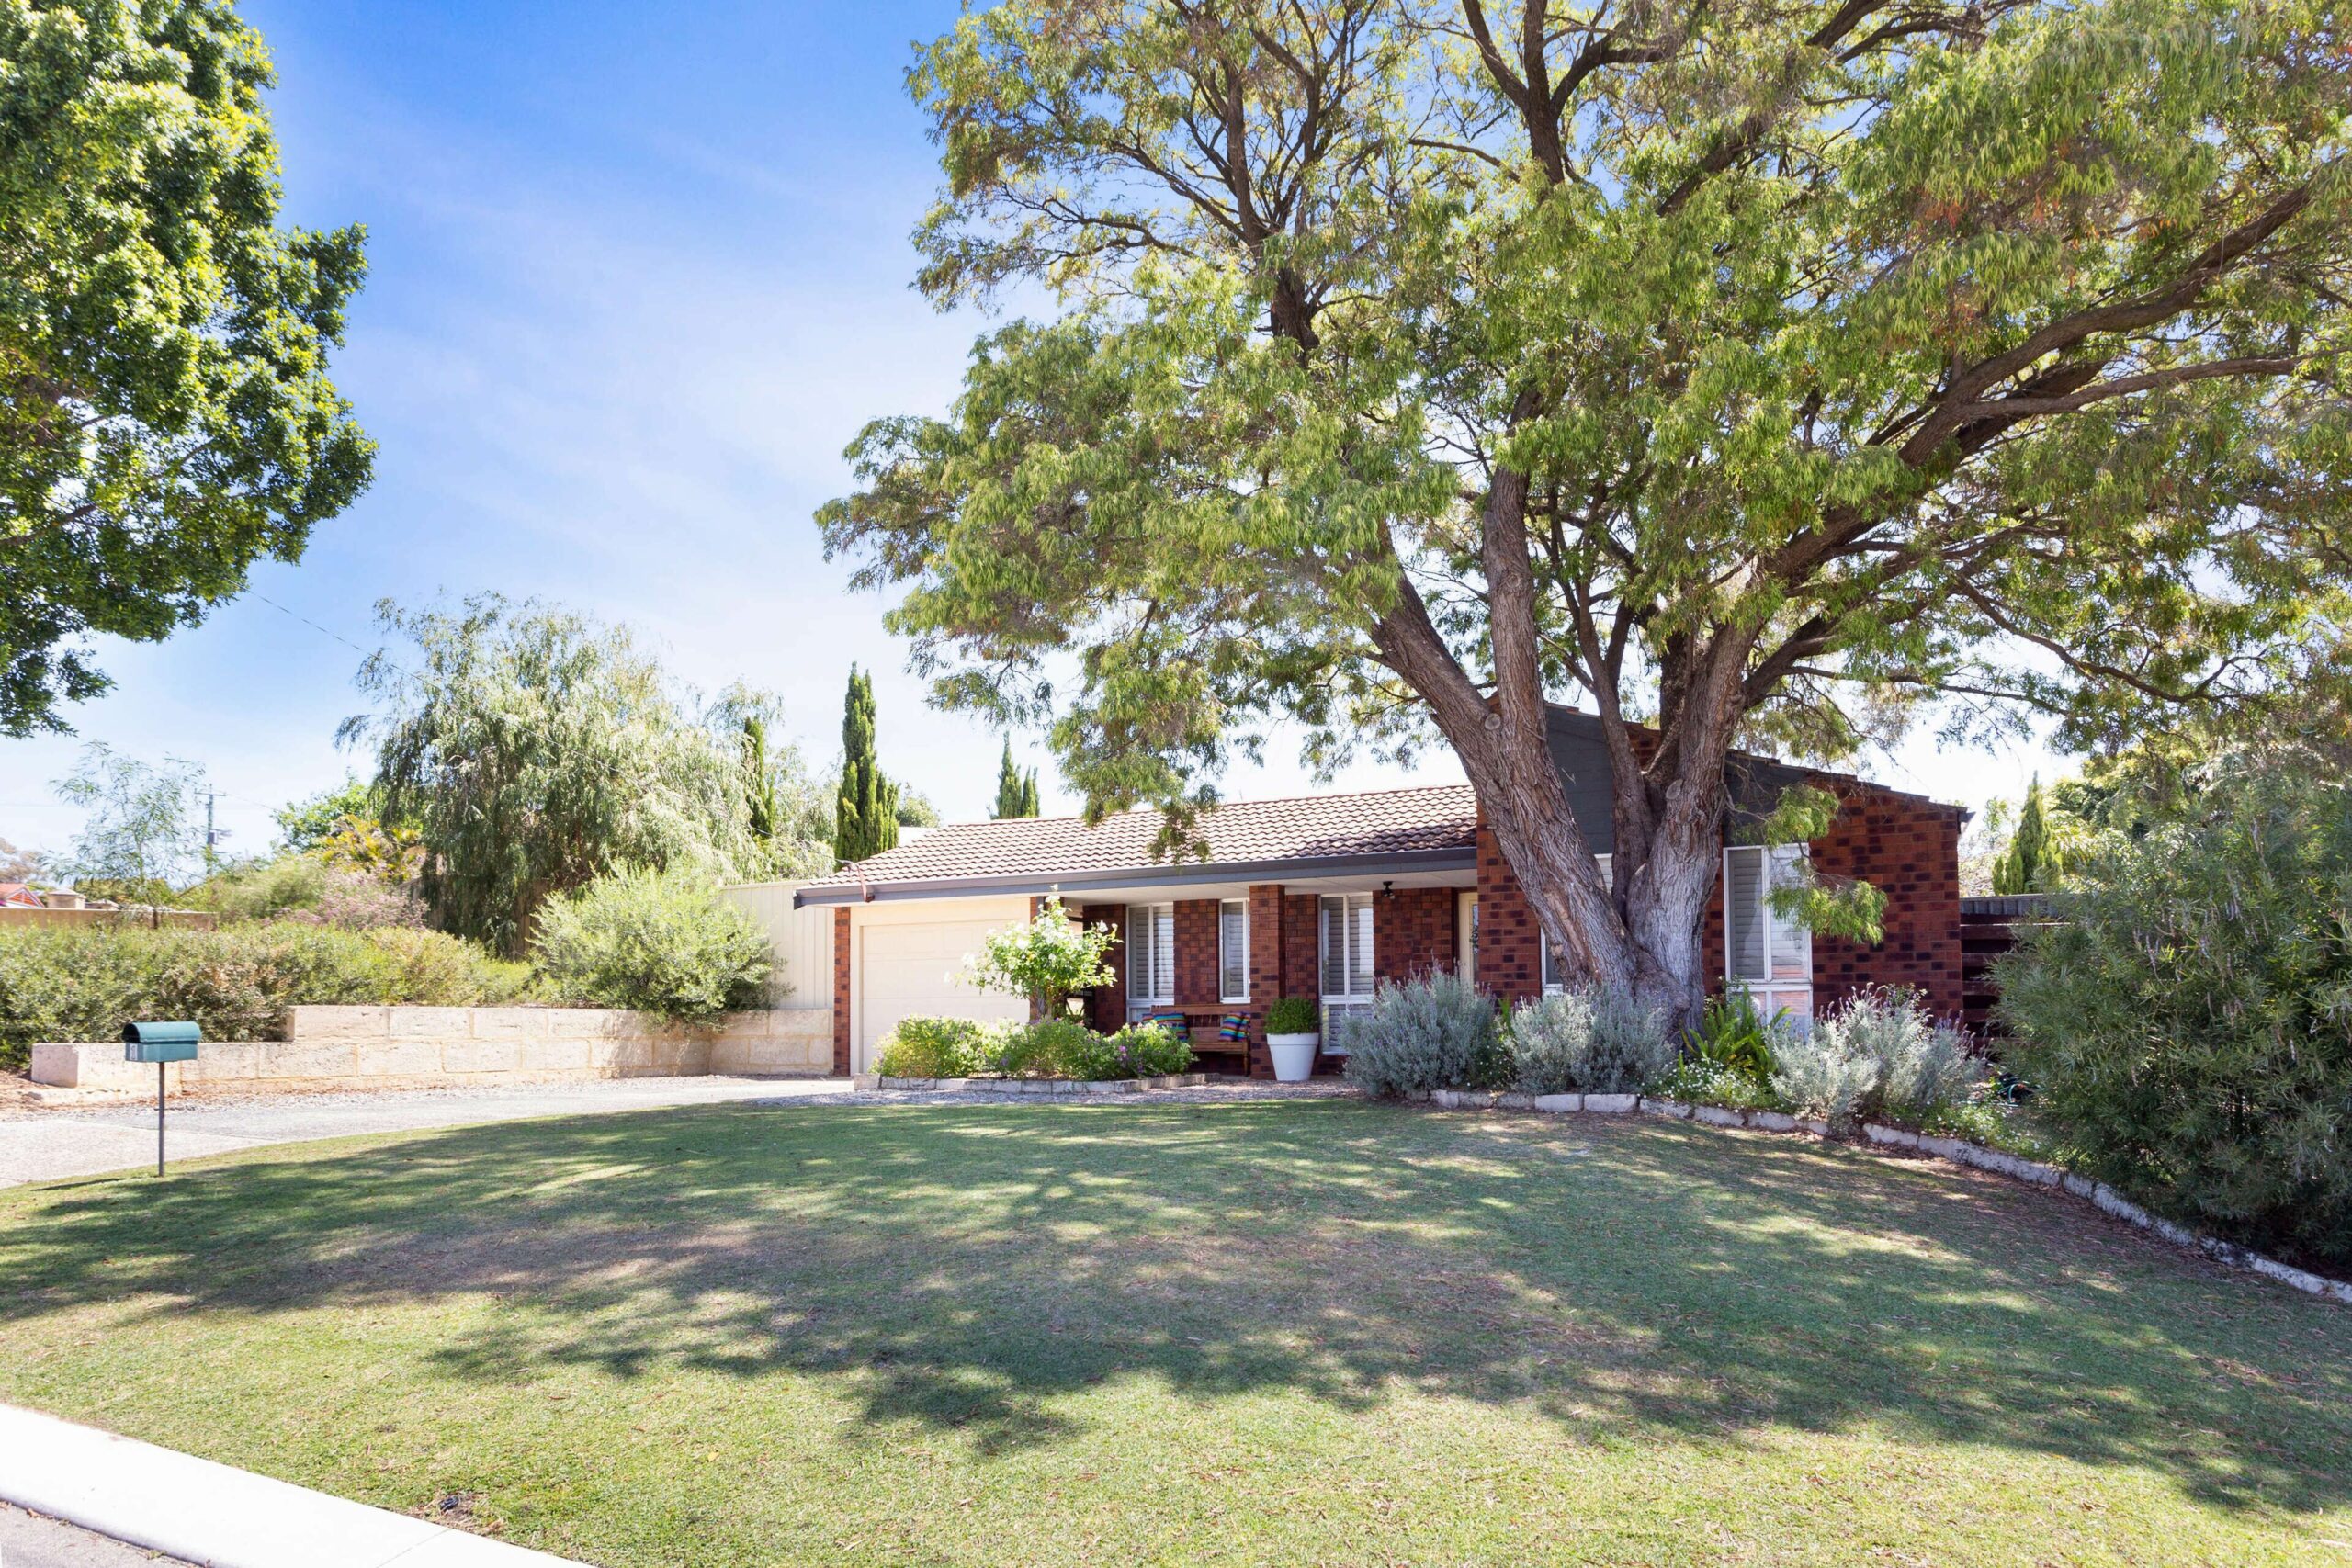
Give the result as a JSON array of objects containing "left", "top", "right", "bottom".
[
  {"left": 1497, "top": 1092, "right": 1533, "bottom": 1111},
  {"left": 389, "top": 1007, "right": 471, "bottom": 1041},
  {"left": 258, "top": 1042, "right": 361, "bottom": 1080},
  {"left": 522, "top": 1038, "right": 593, "bottom": 1074},
  {"left": 1795, "top": 1117, "right": 1832, "bottom": 1137},
  {"left": 441, "top": 1038, "right": 529, "bottom": 1076},
  {"left": 285, "top": 1006, "right": 391, "bottom": 1043},
  {"left": 185, "top": 1043, "right": 265, "bottom": 1084},
  {"left": 1691, "top": 1104, "right": 1746, "bottom": 1128},
  {"left": 356, "top": 1038, "right": 445, "bottom": 1078},
  {"left": 1582, "top": 1093, "right": 1638, "bottom": 1114},
  {"left": 468, "top": 1008, "right": 551, "bottom": 1043},
  {"left": 1748, "top": 1111, "right": 1798, "bottom": 1134},
  {"left": 1641, "top": 1098, "right": 1690, "bottom": 1119},
  {"left": 1533, "top": 1093, "right": 1582, "bottom": 1113},
  {"left": 1863, "top": 1123, "right": 1919, "bottom": 1149}
]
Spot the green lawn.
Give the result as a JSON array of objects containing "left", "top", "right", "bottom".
[{"left": 2, "top": 1100, "right": 2347, "bottom": 1566}]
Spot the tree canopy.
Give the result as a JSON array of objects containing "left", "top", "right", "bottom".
[
  {"left": 822, "top": 0, "right": 2352, "bottom": 1021},
  {"left": 51, "top": 739, "right": 206, "bottom": 901},
  {"left": 993, "top": 738, "right": 1041, "bottom": 818},
  {"left": 343, "top": 596, "right": 830, "bottom": 954},
  {"left": 0, "top": 0, "right": 374, "bottom": 735}
]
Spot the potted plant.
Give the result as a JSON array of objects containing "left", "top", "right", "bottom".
[{"left": 1264, "top": 997, "right": 1320, "bottom": 1083}]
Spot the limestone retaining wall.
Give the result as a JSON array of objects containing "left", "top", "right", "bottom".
[{"left": 29, "top": 1004, "right": 832, "bottom": 1097}]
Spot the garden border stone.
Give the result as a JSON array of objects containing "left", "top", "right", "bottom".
[{"left": 872, "top": 1073, "right": 1209, "bottom": 1095}]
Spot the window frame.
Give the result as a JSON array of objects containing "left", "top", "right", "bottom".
[
  {"left": 1217, "top": 898, "right": 1250, "bottom": 1004},
  {"left": 1539, "top": 854, "right": 1610, "bottom": 993},
  {"left": 1723, "top": 843, "right": 1814, "bottom": 1028},
  {"left": 1126, "top": 902, "right": 1175, "bottom": 1012}
]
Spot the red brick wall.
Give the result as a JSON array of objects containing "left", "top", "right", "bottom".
[
  {"left": 1173, "top": 898, "right": 1223, "bottom": 1007},
  {"left": 831, "top": 907, "right": 852, "bottom": 1075},
  {"left": 1476, "top": 826, "right": 1544, "bottom": 1002},
  {"left": 1807, "top": 781, "right": 1966, "bottom": 1022},
  {"left": 1374, "top": 887, "right": 1457, "bottom": 984}
]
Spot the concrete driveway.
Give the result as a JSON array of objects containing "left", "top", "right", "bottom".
[
  {"left": 0, "top": 1501, "right": 192, "bottom": 1566},
  {"left": 0, "top": 1076, "right": 850, "bottom": 1189}
]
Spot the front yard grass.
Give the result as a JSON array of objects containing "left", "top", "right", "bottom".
[{"left": 1, "top": 1099, "right": 2347, "bottom": 1565}]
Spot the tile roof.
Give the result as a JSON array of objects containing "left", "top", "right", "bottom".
[{"left": 800, "top": 784, "right": 1479, "bottom": 895}]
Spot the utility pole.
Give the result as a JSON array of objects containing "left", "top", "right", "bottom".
[{"left": 202, "top": 790, "right": 229, "bottom": 876}]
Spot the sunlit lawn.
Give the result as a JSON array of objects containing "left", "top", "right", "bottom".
[{"left": 2, "top": 1098, "right": 2347, "bottom": 1565}]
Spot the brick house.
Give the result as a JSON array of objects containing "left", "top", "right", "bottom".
[{"left": 792, "top": 705, "right": 1966, "bottom": 1077}]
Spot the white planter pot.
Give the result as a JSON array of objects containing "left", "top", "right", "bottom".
[{"left": 1267, "top": 1033, "right": 1319, "bottom": 1083}]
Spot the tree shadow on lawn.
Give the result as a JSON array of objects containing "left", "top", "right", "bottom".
[{"left": 6, "top": 1098, "right": 2348, "bottom": 1512}]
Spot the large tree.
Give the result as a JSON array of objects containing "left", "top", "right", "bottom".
[
  {"left": 821, "top": 0, "right": 2352, "bottom": 1027},
  {"left": 834, "top": 665, "right": 901, "bottom": 863},
  {"left": 0, "top": 0, "right": 374, "bottom": 735},
  {"left": 344, "top": 596, "right": 827, "bottom": 954}
]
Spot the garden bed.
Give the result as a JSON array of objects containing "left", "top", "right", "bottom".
[{"left": 866, "top": 1072, "right": 1210, "bottom": 1094}]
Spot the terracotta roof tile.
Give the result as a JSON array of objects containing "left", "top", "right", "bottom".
[{"left": 801, "top": 784, "right": 1478, "bottom": 893}]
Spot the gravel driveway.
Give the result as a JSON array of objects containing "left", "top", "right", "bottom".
[{"left": 0, "top": 1076, "right": 850, "bottom": 1189}]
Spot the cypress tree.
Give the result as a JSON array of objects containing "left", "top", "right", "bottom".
[
  {"left": 1993, "top": 776, "right": 2052, "bottom": 896},
  {"left": 835, "top": 667, "right": 900, "bottom": 863},
  {"left": 742, "top": 716, "right": 780, "bottom": 846},
  {"left": 992, "top": 739, "right": 1041, "bottom": 819}
]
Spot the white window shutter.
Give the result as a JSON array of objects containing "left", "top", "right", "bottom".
[
  {"left": 1151, "top": 907, "right": 1174, "bottom": 1002},
  {"left": 1726, "top": 847, "right": 1767, "bottom": 981},
  {"left": 1219, "top": 901, "right": 1248, "bottom": 999}
]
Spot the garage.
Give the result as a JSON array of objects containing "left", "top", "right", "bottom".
[{"left": 851, "top": 897, "right": 1033, "bottom": 1072}]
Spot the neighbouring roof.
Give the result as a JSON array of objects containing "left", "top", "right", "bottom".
[{"left": 794, "top": 784, "right": 1480, "bottom": 906}]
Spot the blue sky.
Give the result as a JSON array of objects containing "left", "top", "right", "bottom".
[{"left": 0, "top": 1, "right": 2056, "bottom": 866}]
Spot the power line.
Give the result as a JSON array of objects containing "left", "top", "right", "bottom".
[{"left": 249, "top": 592, "right": 381, "bottom": 663}]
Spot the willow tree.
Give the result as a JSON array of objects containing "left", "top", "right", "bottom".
[{"left": 820, "top": 0, "right": 2352, "bottom": 1027}]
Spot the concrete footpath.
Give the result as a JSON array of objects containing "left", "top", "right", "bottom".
[
  {"left": 0, "top": 1404, "right": 588, "bottom": 1566},
  {"left": 2, "top": 1499, "right": 194, "bottom": 1565},
  {"left": 0, "top": 1076, "right": 851, "bottom": 1189}
]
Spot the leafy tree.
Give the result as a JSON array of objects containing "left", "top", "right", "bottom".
[
  {"left": 992, "top": 739, "right": 1041, "bottom": 818},
  {"left": 741, "top": 716, "right": 783, "bottom": 845},
  {"left": 51, "top": 741, "right": 206, "bottom": 901},
  {"left": 896, "top": 788, "right": 941, "bottom": 829},
  {"left": 344, "top": 596, "right": 788, "bottom": 954},
  {"left": 0, "top": 0, "right": 373, "bottom": 736},
  {"left": 274, "top": 777, "right": 387, "bottom": 854},
  {"left": 0, "top": 836, "right": 49, "bottom": 884},
  {"left": 530, "top": 863, "right": 774, "bottom": 1024},
  {"left": 834, "top": 666, "right": 900, "bottom": 863},
  {"left": 821, "top": 0, "right": 2352, "bottom": 1029}
]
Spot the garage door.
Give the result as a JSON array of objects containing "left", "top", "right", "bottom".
[{"left": 857, "top": 918, "right": 1031, "bottom": 1067}]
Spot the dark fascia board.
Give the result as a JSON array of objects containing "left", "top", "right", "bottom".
[{"left": 791, "top": 844, "right": 1476, "bottom": 908}]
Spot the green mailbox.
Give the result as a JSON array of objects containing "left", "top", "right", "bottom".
[
  {"left": 123, "top": 1020, "right": 202, "bottom": 1063},
  {"left": 123, "top": 1021, "right": 200, "bottom": 1176}
]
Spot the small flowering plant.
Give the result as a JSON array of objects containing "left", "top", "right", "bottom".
[{"left": 964, "top": 896, "right": 1118, "bottom": 1018}]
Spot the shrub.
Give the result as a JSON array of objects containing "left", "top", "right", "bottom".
[
  {"left": 1264, "top": 996, "right": 1319, "bottom": 1035},
  {"left": 877, "top": 1016, "right": 998, "bottom": 1078},
  {"left": 1504, "top": 987, "right": 1674, "bottom": 1096},
  {"left": 1770, "top": 988, "right": 1974, "bottom": 1133},
  {"left": 1649, "top": 1058, "right": 1791, "bottom": 1111},
  {"left": 991, "top": 1016, "right": 1105, "bottom": 1078},
  {"left": 964, "top": 897, "right": 1117, "bottom": 1017},
  {"left": 0, "top": 923, "right": 533, "bottom": 1070},
  {"left": 1684, "top": 990, "right": 1783, "bottom": 1081},
  {"left": 1343, "top": 970, "right": 1496, "bottom": 1098},
  {"left": 529, "top": 864, "right": 772, "bottom": 1025},
  {"left": 1103, "top": 1021, "right": 1193, "bottom": 1078},
  {"left": 1998, "top": 755, "right": 2352, "bottom": 1266},
  {"left": 181, "top": 855, "right": 425, "bottom": 930}
]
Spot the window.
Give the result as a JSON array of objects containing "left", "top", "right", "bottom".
[
  {"left": 1318, "top": 893, "right": 1375, "bottom": 1051},
  {"left": 1126, "top": 903, "right": 1174, "bottom": 1013},
  {"left": 1217, "top": 900, "right": 1250, "bottom": 1002},
  {"left": 1724, "top": 844, "right": 1813, "bottom": 1028},
  {"left": 1539, "top": 856, "right": 1609, "bottom": 993}
]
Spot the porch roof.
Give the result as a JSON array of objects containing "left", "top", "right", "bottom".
[{"left": 793, "top": 784, "right": 1478, "bottom": 908}]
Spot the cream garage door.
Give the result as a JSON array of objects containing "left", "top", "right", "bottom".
[{"left": 857, "top": 917, "right": 1031, "bottom": 1066}]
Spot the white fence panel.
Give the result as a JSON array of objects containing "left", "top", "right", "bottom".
[{"left": 721, "top": 881, "right": 833, "bottom": 1011}]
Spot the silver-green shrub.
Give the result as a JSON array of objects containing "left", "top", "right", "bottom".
[
  {"left": 1343, "top": 969, "right": 1496, "bottom": 1097},
  {"left": 1508, "top": 987, "right": 1672, "bottom": 1094},
  {"left": 1771, "top": 987, "right": 1974, "bottom": 1132},
  {"left": 529, "top": 863, "right": 773, "bottom": 1024}
]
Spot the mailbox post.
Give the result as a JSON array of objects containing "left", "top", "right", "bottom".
[{"left": 122, "top": 1021, "right": 201, "bottom": 1177}]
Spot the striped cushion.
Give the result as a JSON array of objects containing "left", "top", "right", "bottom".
[
  {"left": 1146, "top": 1010, "right": 1189, "bottom": 1034},
  {"left": 1217, "top": 1012, "right": 1250, "bottom": 1043}
]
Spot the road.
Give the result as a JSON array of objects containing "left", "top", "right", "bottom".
[
  {"left": 0, "top": 1501, "right": 191, "bottom": 1566},
  {"left": 0, "top": 1075, "right": 851, "bottom": 1189}
]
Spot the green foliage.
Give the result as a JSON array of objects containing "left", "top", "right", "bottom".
[
  {"left": 51, "top": 743, "right": 206, "bottom": 894},
  {"left": 821, "top": 0, "right": 2352, "bottom": 1012},
  {"left": 1263, "top": 996, "right": 1319, "bottom": 1035},
  {"left": 343, "top": 596, "right": 822, "bottom": 954},
  {"left": 1343, "top": 970, "right": 1497, "bottom": 1099},
  {"left": 741, "top": 717, "right": 783, "bottom": 846},
  {"left": 963, "top": 897, "right": 1117, "bottom": 1018},
  {"left": 0, "top": 923, "right": 531, "bottom": 1071},
  {"left": 179, "top": 854, "right": 424, "bottom": 930},
  {"left": 1684, "top": 991, "right": 1786, "bottom": 1082},
  {"left": 991, "top": 739, "right": 1041, "bottom": 819},
  {"left": 274, "top": 777, "right": 390, "bottom": 855},
  {"left": 1102, "top": 1022, "right": 1193, "bottom": 1078},
  {"left": 1993, "top": 776, "right": 2061, "bottom": 895},
  {"left": 528, "top": 865, "right": 773, "bottom": 1026},
  {"left": 988, "top": 1016, "right": 1098, "bottom": 1079},
  {"left": 877, "top": 1016, "right": 1000, "bottom": 1078},
  {"left": 1650, "top": 1059, "right": 1792, "bottom": 1112},
  {"left": 1506, "top": 987, "right": 1674, "bottom": 1096},
  {"left": 1773, "top": 989, "right": 1977, "bottom": 1134},
  {"left": 834, "top": 666, "right": 900, "bottom": 863},
  {"left": 1998, "top": 750, "right": 2352, "bottom": 1265},
  {"left": 0, "top": 0, "right": 373, "bottom": 736}
]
